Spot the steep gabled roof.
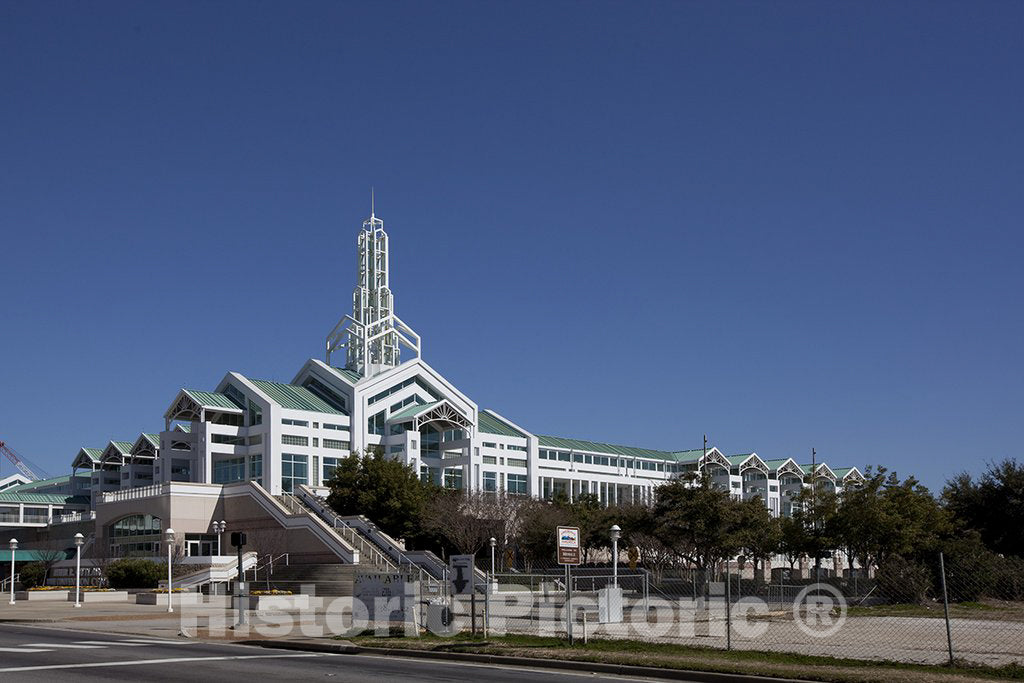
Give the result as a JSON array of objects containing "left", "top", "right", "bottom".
[
  {"left": 182, "top": 389, "right": 244, "bottom": 411},
  {"left": 245, "top": 377, "right": 346, "bottom": 415},
  {"left": 478, "top": 411, "right": 527, "bottom": 438}
]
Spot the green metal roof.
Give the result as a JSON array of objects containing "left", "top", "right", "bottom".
[
  {"left": 669, "top": 448, "right": 705, "bottom": 463},
  {"left": 108, "top": 441, "right": 133, "bottom": 455},
  {"left": 727, "top": 454, "right": 756, "bottom": 466},
  {"left": 478, "top": 411, "right": 526, "bottom": 438},
  {"left": 538, "top": 435, "right": 677, "bottom": 460},
  {"left": 174, "top": 424, "right": 192, "bottom": 433},
  {"left": 141, "top": 433, "right": 160, "bottom": 448},
  {"left": 0, "top": 491, "right": 88, "bottom": 505},
  {"left": 247, "top": 378, "right": 346, "bottom": 415},
  {"left": 389, "top": 401, "right": 440, "bottom": 421},
  {"left": 832, "top": 467, "right": 862, "bottom": 479},
  {"left": 183, "top": 389, "right": 244, "bottom": 411},
  {"left": 77, "top": 447, "right": 103, "bottom": 463},
  {"left": 0, "top": 550, "right": 74, "bottom": 562},
  {"left": 330, "top": 366, "right": 363, "bottom": 385}
]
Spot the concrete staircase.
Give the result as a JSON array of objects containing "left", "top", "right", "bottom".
[{"left": 259, "top": 563, "right": 357, "bottom": 597}]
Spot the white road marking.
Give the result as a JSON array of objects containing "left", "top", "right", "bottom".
[
  {"left": 0, "top": 647, "right": 51, "bottom": 653},
  {"left": 22, "top": 643, "right": 105, "bottom": 649},
  {"left": 75, "top": 640, "right": 151, "bottom": 646},
  {"left": 0, "top": 652, "right": 331, "bottom": 673},
  {"left": 120, "top": 638, "right": 199, "bottom": 645}
]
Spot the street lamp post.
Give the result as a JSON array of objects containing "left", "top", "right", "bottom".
[
  {"left": 486, "top": 537, "right": 496, "bottom": 637},
  {"left": 8, "top": 539, "right": 17, "bottom": 605},
  {"left": 212, "top": 521, "right": 226, "bottom": 556},
  {"left": 610, "top": 525, "right": 621, "bottom": 588},
  {"left": 165, "top": 528, "right": 175, "bottom": 613},
  {"left": 73, "top": 533, "right": 84, "bottom": 608}
]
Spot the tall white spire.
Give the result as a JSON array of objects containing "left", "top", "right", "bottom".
[{"left": 325, "top": 201, "right": 421, "bottom": 377}]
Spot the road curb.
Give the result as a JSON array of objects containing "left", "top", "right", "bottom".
[{"left": 241, "top": 639, "right": 808, "bottom": 683}]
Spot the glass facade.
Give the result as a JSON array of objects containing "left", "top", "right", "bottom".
[{"left": 281, "top": 453, "right": 309, "bottom": 493}]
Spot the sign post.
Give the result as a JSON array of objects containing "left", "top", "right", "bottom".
[
  {"left": 557, "top": 526, "right": 581, "bottom": 644},
  {"left": 231, "top": 531, "right": 247, "bottom": 627}
]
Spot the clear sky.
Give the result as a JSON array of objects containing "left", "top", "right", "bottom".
[{"left": 1, "top": 1, "right": 1021, "bottom": 493}]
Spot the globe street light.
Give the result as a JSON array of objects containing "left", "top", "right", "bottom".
[
  {"left": 73, "top": 533, "right": 85, "bottom": 608},
  {"left": 610, "top": 525, "right": 621, "bottom": 588},
  {"left": 211, "top": 521, "right": 227, "bottom": 556},
  {"left": 164, "top": 528, "right": 175, "bottom": 613},
  {"left": 8, "top": 539, "right": 17, "bottom": 606}
]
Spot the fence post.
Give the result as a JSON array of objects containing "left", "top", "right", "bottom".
[
  {"left": 939, "top": 551, "right": 954, "bottom": 665},
  {"left": 725, "top": 563, "right": 732, "bottom": 650}
]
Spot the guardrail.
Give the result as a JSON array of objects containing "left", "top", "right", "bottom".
[{"left": 293, "top": 486, "right": 445, "bottom": 593}]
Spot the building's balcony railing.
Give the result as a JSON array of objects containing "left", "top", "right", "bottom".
[
  {"left": 101, "top": 483, "right": 165, "bottom": 503},
  {"left": 50, "top": 510, "right": 96, "bottom": 525}
]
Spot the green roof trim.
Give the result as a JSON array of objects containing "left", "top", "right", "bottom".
[
  {"left": 478, "top": 411, "right": 526, "bottom": 438},
  {"left": 183, "top": 389, "right": 244, "bottom": 411},
  {"left": 330, "top": 366, "right": 363, "bottom": 385},
  {"left": 538, "top": 435, "right": 677, "bottom": 460},
  {"left": 0, "top": 491, "right": 88, "bottom": 505},
  {"left": 669, "top": 448, "right": 705, "bottom": 464},
  {"left": 389, "top": 401, "right": 440, "bottom": 421},
  {"left": 1, "top": 475, "right": 75, "bottom": 494},
  {"left": 247, "top": 378, "right": 346, "bottom": 415},
  {"left": 0, "top": 549, "right": 75, "bottom": 562}
]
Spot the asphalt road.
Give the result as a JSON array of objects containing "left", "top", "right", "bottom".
[{"left": 0, "top": 623, "right": 684, "bottom": 682}]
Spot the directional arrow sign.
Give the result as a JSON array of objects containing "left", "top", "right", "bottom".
[{"left": 449, "top": 554, "right": 475, "bottom": 595}]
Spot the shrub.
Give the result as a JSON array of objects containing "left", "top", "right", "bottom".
[
  {"left": 18, "top": 563, "right": 47, "bottom": 589},
  {"left": 876, "top": 554, "right": 932, "bottom": 604},
  {"left": 105, "top": 558, "right": 164, "bottom": 589}
]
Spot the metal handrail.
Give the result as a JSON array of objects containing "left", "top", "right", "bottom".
[
  {"left": 1, "top": 573, "right": 19, "bottom": 592},
  {"left": 293, "top": 488, "right": 441, "bottom": 591}
]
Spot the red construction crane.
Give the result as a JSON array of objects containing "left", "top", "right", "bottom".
[{"left": 0, "top": 440, "right": 43, "bottom": 481}]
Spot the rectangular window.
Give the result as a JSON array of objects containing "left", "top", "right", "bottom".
[
  {"left": 281, "top": 418, "right": 309, "bottom": 427},
  {"left": 482, "top": 471, "right": 497, "bottom": 492},
  {"left": 507, "top": 444, "right": 527, "bottom": 452},
  {"left": 443, "top": 468, "right": 463, "bottom": 490},
  {"left": 558, "top": 452, "right": 570, "bottom": 462},
  {"left": 323, "top": 456, "right": 340, "bottom": 481},
  {"left": 213, "top": 457, "right": 246, "bottom": 484},
  {"left": 507, "top": 458, "right": 527, "bottom": 468},
  {"left": 312, "top": 437, "right": 319, "bottom": 447},
  {"left": 507, "top": 473, "right": 527, "bottom": 495},
  {"left": 171, "top": 459, "right": 191, "bottom": 482},
  {"left": 282, "top": 434, "right": 309, "bottom": 446},
  {"left": 211, "top": 434, "right": 246, "bottom": 445},
  {"left": 389, "top": 445, "right": 404, "bottom": 454},
  {"left": 248, "top": 434, "right": 263, "bottom": 446},
  {"left": 249, "top": 453, "right": 262, "bottom": 486},
  {"left": 323, "top": 423, "right": 346, "bottom": 431},
  {"left": 248, "top": 400, "right": 262, "bottom": 426},
  {"left": 482, "top": 456, "right": 497, "bottom": 465},
  {"left": 323, "top": 438, "right": 350, "bottom": 450},
  {"left": 573, "top": 454, "right": 584, "bottom": 463},
  {"left": 367, "top": 410, "right": 386, "bottom": 436},
  {"left": 482, "top": 442, "right": 497, "bottom": 449},
  {"left": 281, "top": 453, "right": 309, "bottom": 493}
]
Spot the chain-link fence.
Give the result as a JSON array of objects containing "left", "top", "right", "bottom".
[{"left": 472, "top": 552, "right": 1024, "bottom": 667}]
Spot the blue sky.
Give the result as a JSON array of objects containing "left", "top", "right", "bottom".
[{"left": 1, "top": 1, "right": 1021, "bottom": 493}]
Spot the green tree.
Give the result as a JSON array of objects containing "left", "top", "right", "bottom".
[
  {"left": 733, "top": 497, "right": 781, "bottom": 584},
  {"left": 325, "top": 450, "right": 436, "bottom": 545},
  {"left": 106, "top": 558, "right": 163, "bottom": 589},
  {"left": 943, "top": 458, "right": 1024, "bottom": 557},
  {"left": 653, "top": 475, "right": 741, "bottom": 572}
]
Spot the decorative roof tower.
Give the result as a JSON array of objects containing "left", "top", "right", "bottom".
[{"left": 326, "top": 197, "right": 421, "bottom": 377}]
